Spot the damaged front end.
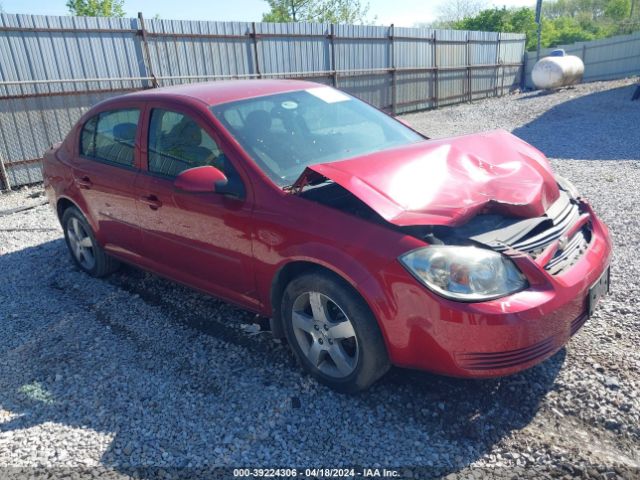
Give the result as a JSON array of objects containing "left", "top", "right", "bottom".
[
  {"left": 408, "top": 180, "right": 593, "bottom": 277},
  {"left": 291, "top": 170, "right": 594, "bottom": 298},
  {"left": 296, "top": 181, "right": 594, "bottom": 307},
  {"left": 286, "top": 131, "right": 604, "bottom": 304}
]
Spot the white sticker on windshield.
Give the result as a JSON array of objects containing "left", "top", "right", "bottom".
[
  {"left": 306, "top": 87, "right": 350, "bottom": 103},
  {"left": 281, "top": 100, "right": 298, "bottom": 110}
]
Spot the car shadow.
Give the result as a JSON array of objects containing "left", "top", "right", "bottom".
[
  {"left": 379, "top": 352, "right": 565, "bottom": 444},
  {"left": 0, "top": 238, "right": 565, "bottom": 478},
  {"left": 512, "top": 83, "right": 639, "bottom": 161}
]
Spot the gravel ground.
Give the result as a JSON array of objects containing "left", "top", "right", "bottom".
[{"left": 0, "top": 78, "right": 639, "bottom": 479}]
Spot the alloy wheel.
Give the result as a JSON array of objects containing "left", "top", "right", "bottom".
[
  {"left": 291, "top": 291, "right": 359, "bottom": 378},
  {"left": 67, "top": 217, "right": 96, "bottom": 271}
]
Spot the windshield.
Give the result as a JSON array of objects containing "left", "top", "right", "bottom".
[{"left": 210, "top": 87, "right": 423, "bottom": 187}]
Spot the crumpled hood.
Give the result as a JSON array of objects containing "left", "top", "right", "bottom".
[{"left": 294, "top": 129, "right": 560, "bottom": 227}]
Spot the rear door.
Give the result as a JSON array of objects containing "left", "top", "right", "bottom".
[
  {"left": 70, "top": 104, "right": 142, "bottom": 258},
  {"left": 133, "top": 103, "right": 258, "bottom": 308}
]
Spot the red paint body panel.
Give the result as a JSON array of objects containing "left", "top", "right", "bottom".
[
  {"left": 299, "top": 130, "right": 560, "bottom": 227},
  {"left": 358, "top": 205, "right": 611, "bottom": 375},
  {"left": 122, "top": 79, "right": 318, "bottom": 107},
  {"left": 42, "top": 80, "right": 613, "bottom": 379}
]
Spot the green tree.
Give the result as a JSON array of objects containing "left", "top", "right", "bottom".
[
  {"left": 262, "top": 0, "right": 374, "bottom": 24},
  {"left": 605, "top": 0, "right": 631, "bottom": 19},
  {"left": 509, "top": 8, "right": 539, "bottom": 50},
  {"left": 544, "top": 16, "right": 594, "bottom": 45},
  {"left": 263, "top": 0, "right": 307, "bottom": 22},
  {"left": 543, "top": 0, "right": 632, "bottom": 19},
  {"left": 449, "top": 0, "right": 637, "bottom": 51},
  {"left": 452, "top": 7, "right": 538, "bottom": 50},
  {"left": 66, "top": 0, "right": 126, "bottom": 17}
]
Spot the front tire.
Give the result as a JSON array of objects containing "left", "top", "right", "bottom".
[
  {"left": 62, "top": 207, "right": 119, "bottom": 277},
  {"left": 281, "top": 271, "right": 390, "bottom": 393}
]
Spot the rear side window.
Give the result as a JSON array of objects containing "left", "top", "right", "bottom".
[
  {"left": 147, "top": 109, "right": 225, "bottom": 178},
  {"left": 80, "top": 109, "right": 140, "bottom": 167}
]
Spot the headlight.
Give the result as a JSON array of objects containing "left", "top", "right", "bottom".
[
  {"left": 556, "top": 175, "right": 580, "bottom": 199},
  {"left": 399, "top": 246, "right": 527, "bottom": 301}
]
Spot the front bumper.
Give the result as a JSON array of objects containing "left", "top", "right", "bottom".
[{"left": 367, "top": 201, "right": 612, "bottom": 378}]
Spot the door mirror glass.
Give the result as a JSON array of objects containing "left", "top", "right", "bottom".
[{"left": 174, "top": 166, "right": 228, "bottom": 193}]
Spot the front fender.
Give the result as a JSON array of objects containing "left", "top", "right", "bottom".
[{"left": 254, "top": 241, "right": 393, "bottom": 346}]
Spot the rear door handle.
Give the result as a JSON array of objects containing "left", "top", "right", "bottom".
[
  {"left": 75, "top": 176, "right": 93, "bottom": 189},
  {"left": 139, "top": 194, "right": 162, "bottom": 210}
]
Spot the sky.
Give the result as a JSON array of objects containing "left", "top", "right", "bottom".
[{"left": 0, "top": 0, "right": 536, "bottom": 26}]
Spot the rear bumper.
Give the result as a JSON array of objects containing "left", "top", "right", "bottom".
[{"left": 366, "top": 202, "right": 612, "bottom": 378}]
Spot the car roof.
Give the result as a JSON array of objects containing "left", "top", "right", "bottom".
[{"left": 122, "top": 79, "right": 322, "bottom": 106}]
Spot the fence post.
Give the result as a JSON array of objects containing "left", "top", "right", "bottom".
[
  {"left": 495, "top": 32, "right": 501, "bottom": 97},
  {"left": 0, "top": 153, "right": 10, "bottom": 191},
  {"left": 466, "top": 33, "right": 471, "bottom": 102},
  {"left": 330, "top": 24, "right": 337, "bottom": 87},
  {"left": 521, "top": 46, "right": 527, "bottom": 91},
  {"left": 251, "top": 22, "right": 262, "bottom": 78},
  {"left": 137, "top": 12, "right": 159, "bottom": 88},
  {"left": 390, "top": 24, "right": 397, "bottom": 115},
  {"left": 581, "top": 43, "right": 588, "bottom": 81},
  {"left": 433, "top": 31, "right": 438, "bottom": 109}
]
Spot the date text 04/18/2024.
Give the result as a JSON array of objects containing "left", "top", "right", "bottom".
[{"left": 233, "top": 468, "right": 400, "bottom": 477}]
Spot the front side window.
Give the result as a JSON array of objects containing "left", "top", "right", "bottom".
[
  {"left": 80, "top": 109, "right": 140, "bottom": 167},
  {"left": 210, "top": 87, "right": 423, "bottom": 186},
  {"left": 148, "top": 109, "right": 225, "bottom": 178}
]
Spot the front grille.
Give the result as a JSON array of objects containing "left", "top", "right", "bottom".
[
  {"left": 509, "top": 192, "right": 581, "bottom": 255},
  {"left": 456, "top": 336, "right": 556, "bottom": 371},
  {"left": 545, "top": 227, "right": 591, "bottom": 275},
  {"left": 490, "top": 191, "right": 591, "bottom": 275}
]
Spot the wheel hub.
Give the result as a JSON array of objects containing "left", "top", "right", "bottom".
[{"left": 313, "top": 324, "right": 333, "bottom": 344}]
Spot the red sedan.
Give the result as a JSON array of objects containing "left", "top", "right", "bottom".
[{"left": 42, "top": 80, "right": 612, "bottom": 392}]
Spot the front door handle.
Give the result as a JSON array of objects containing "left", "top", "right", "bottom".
[
  {"left": 75, "top": 176, "right": 93, "bottom": 190},
  {"left": 139, "top": 194, "right": 162, "bottom": 210}
]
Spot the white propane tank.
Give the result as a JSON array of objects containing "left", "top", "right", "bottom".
[{"left": 531, "top": 49, "right": 584, "bottom": 90}]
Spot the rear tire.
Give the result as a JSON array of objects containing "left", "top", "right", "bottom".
[
  {"left": 62, "top": 207, "right": 119, "bottom": 278},
  {"left": 281, "top": 271, "right": 390, "bottom": 393}
]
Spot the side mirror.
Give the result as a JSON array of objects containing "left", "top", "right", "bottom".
[{"left": 174, "top": 166, "right": 228, "bottom": 193}]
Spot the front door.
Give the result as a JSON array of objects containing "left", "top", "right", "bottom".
[{"left": 134, "top": 106, "right": 258, "bottom": 308}]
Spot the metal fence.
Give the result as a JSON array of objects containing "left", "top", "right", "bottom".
[
  {"left": 524, "top": 30, "right": 640, "bottom": 89},
  {"left": 0, "top": 13, "right": 526, "bottom": 189}
]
